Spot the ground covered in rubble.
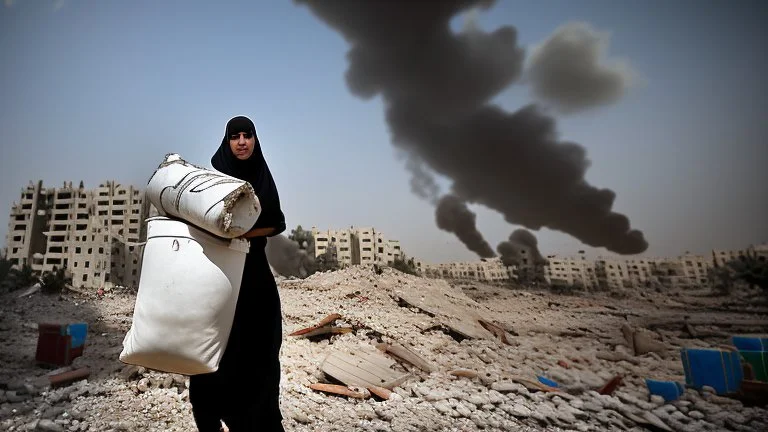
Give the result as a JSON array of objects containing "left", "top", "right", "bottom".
[{"left": 1, "top": 265, "right": 767, "bottom": 431}]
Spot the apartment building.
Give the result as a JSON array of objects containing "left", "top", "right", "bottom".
[
  {"left": 712, "top": 247, "right": 753, "bottom": 267},
  {"left": 544, "top": 253, "right": 599, "bottom": 289},
  {"left": 423, "top": 257, "right": 510, "bottom": 282},
  {"left": 5, "top": 180, "right": 148, "bottom": 289},
  {"left": 409, "top": 243, "right": 767, "bottom": 289},
  {"left": 678, "top": 254, "right": 712, "bottom": 286},
  {"left": 311, "top": 226, "right": 404, "bottom": 267}
]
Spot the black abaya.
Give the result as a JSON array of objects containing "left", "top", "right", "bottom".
[{"left": 189, "top": 116, "right": 286, "bottom": 431}]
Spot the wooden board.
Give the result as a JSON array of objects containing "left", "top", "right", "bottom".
[
  {"left": 394, "top": 282, "right": 495, "bottom": 340},
  {"left": 321, "top": 349, "right": 410, "bottom": 390}
]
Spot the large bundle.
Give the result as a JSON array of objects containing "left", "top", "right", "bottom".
[
  {"left": 120, "top": 217, "right": 250, "bottom": 375},
  {"left": 146, "top": 153, "right": 260, "bottom": 238}
]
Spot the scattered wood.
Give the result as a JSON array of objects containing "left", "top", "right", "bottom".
[
  {"left": 295, "top": 327, "right": 352, "bottom": 338},
  {"left": 309, "top": 383, "right": 367, "bottom": 399},
  {"left": 597, "top": 375, "right": 623, "bottom": 395},
  {"left": 289, "top": 313, "right": 342, "bottom": 336},
  {"left": 47, "top": 366, "right": 74, "bottom": 377},
  {"left": 50, "top": 367, "right": 90, "bottom": 388},
  {"left": 477, "top": 319, "right": 513, "bottom": 345},
  {"left": 321, "top": 348, "right": 410, "bottom": 390},
  {"left": 507, "top": 375, "right": 561, "bottom": 393},
  {"left": 393, "top": 284, "right": 496, "bottom": 341},
  {"left": 375, "top": 342, "right": 437, "bottom": 373},
  {"left": 367, "top": 385, "right": 393, "bottom": 400},
  {"left": 449, "top": 369, "right": 478, "bottom": 378}
]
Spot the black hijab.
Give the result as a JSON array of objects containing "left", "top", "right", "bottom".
[{"left": 211, "top": 116, "right": 286, "bottom": 238}]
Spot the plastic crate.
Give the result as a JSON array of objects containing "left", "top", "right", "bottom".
[
  {"left": 680, "top": 348, "right": 743, "bottom": 395},
  {"left": 35, "top": 323, "right": 88, "bottom": 366},
  {"left": 646, "top": 379, "right": 685, "bottom": 402},
  {"left": 732, "top": 335, "right": 768, "bottom": 352}
]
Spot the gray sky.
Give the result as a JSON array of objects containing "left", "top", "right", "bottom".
[{"left": 1, "top": 0, "right": 766, "bottom": 264}]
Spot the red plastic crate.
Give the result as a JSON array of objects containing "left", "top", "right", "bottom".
[{"left": 35, "top": 323, "right": 84, "bottom": 366}]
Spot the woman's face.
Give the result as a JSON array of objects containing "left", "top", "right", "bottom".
[{"left": 229, "top": 131, "right": 256, "bottom": 160}]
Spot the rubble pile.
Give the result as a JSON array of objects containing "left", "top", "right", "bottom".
[{"left": 1, "top": 265, "right": 767, "bottom": 431}]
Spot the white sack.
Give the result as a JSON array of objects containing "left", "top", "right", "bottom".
[
  {"left": 146, "top": 153, "right": 260, "bottom": 238},
  {"left": 119, "top": 216, "right": 249, "bottom": 375}
]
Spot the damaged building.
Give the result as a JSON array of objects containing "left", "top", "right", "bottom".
[
  {"left": 311, "top": 226, "right": 415, "bottom": 269},
  {"left": 4, "top": 180, "right": 149, "bottom": 289}
]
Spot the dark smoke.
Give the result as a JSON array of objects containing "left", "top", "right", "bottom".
[
  {"left": 296, "top": 0, "right": 648, "bottom": 255},
  {"left": 265, "top": 234, "right": 314, "bottom": 278},
  {"left": 527, "top": 22, "right": 636, "bottom": 113},
  {"left": 436, "top": 195, "right": 496, "bottom": 258},
  {"left": 497, "top": 229, "right": 548, "bottom": 267},
  {"left": 405, "top": 155, "right": 440, "bottom": 204}
]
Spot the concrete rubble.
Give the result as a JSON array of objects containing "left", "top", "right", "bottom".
[{"left": 1, "top": 264, "right": 766, "bottom": 431}]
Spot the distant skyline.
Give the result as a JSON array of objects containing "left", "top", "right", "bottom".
[{"left": 1, "top": 1, "right": 766, "bottom": 264}]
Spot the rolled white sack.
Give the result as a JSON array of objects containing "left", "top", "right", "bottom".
[{"left": 146, "top": 153, "right": 261, "bottom": 238}]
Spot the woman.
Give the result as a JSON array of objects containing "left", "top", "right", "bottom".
[{"left": 189, "top": 115, "right": 286, "bottom": 431}]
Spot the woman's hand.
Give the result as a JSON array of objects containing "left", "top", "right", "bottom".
[{"left": 239, "top": 227, "right": 276, "bottom": 239}]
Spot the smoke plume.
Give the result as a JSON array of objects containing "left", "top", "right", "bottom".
[
  {"left": 527, "top": 22, "right": 637, "bottom": 113},
  {"left": 436, "top": 195, "right": 496, "bottom": 258},
  {"left": 497, "top": 229, "right": 548, "bottom": 267},
  {"left": 265, "top": 235, "right": 314, "bottom": 278},
  {"left": 405, "top": 155, "right": 440, "bottom": 204},
  {"left": 296, "top": 0, "right": 648, "bottom": 255}
]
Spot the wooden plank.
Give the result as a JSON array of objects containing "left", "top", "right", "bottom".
[
  {"left": 322, "top": 350, "right": 409, "bottom": 390},
  {"left": 358, "top": 350, "right": 398, "bottom": 370},
  {"left": 323, "top": 359, "right": 388, "bottom": 388},
  {"left": 328, "top": 351, "right": 404, "bottom": 383},
  {"left": 329, "top": 351, "right": 394, "bottom": 378},
  {"left": 394, "top": 283, "right": 496, "bottom": 341},
  {"left": 50, "top": 367, "right": 90, "bottom": 388},
  {"left": 375, "top": 343, "right": 436, "bottom": 373},
  {"left": 326, "top": 352, "right": 395, "bottom": 385},
  {"left": 309, "top": 383, "right": 367, "bottom": 399}
]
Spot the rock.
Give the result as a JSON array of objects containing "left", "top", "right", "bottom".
[
  {"left": 37, "top": 419, "right": 65, "bottom": 432},
  {"left": 643, "top": 411, "right": 674, "bottom": 432},
  {"left": 650, "top": 395, "right": 665, "bottom": 405},
  {"left": 688, "top": 410, "right": 704, "bottom": 420},
  {"left": 487, "top": 390, "right": 505, "bottom": 404},
  {"left": 137, "top": 378, "right": 149, "bottom": 393},
  {"left": 434, "top": 401, "right": 452, "bottom": 414},
  {"left": 503, "top": 403, "right": 531, "bottom": 418},
  {"left": 355, "top": 405, "right": 377, "bottom": 420}
]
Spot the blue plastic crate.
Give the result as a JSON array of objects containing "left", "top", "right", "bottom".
[
  {"left": 732, "top": 335, "right": 768, "bottom": 352},
  {"left": 646, "top": 379, "right": 685, "bottom": 402},
  {"left": 680, "top": 348, "right": 743, "bottom": 395},
  {"left": 66, "top": 323, "right": 88, "bottom": 349}
]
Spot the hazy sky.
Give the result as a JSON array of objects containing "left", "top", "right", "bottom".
[{"left": 1, "top": 0, "right": 766, "bottom": 264}]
